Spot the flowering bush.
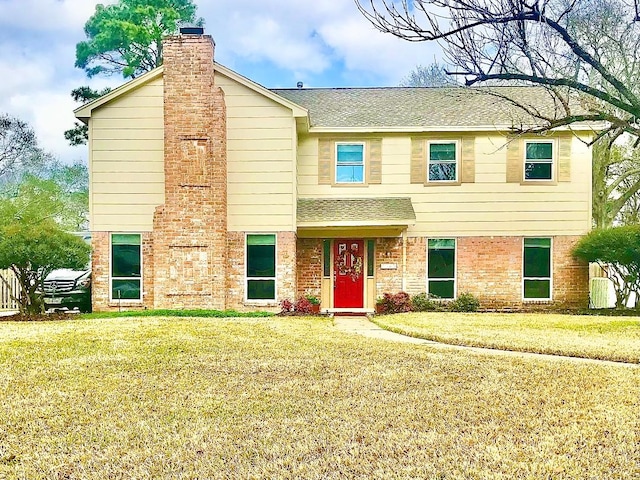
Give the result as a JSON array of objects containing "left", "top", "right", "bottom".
[
  {"left": 376, "top": 292, "right": 412, "bottom": 314},
  {"left": 294, "top": 296, "right": 315, "bottom": 314},
  {"left": 279, "top": 297, "right": 320, "bottom": 315},
  {"left": 280, "top": 299, "right": 294, "bottom": 314}
]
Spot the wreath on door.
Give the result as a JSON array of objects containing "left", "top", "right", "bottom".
[{"left": 336, "top": 243, "right": 363, "bottom": 282}]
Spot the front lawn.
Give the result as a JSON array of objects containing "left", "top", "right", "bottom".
[
  {"left": 373, "top": 312, "right": 640, "bottom": 363},
  {"left": 0, "top": 316, "right": 638, "bottom": 479}
]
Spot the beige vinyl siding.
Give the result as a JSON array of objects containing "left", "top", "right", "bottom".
[
  {"left": 90, "top": 72, "right": 297, "bottom": 233},
  {"left": 90, "top": 76, "right": 165, "bottom": 232},
  {"left": 216, "top": 72, "right": 296, "bottom": 231},
  {"left": 297, "top": 133, "right": 591, "bottom": 237}
]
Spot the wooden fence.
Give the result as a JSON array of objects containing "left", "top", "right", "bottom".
[{"left": 0, "top": 269, "right": 19, "bottom": 310}]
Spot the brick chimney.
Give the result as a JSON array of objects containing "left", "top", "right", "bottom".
[{"left": 152, "top": 29, "right": 228, "bottom": 309}]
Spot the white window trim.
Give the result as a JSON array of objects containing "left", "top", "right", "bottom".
[
  {"left": 523, "top": 139, "right": 556, "bottom": 182},
  {"left": 109, "top": 232, "right": 143, "bottom": 303},
  {"left": 244, "top": 233, "right": 278, "bottom": 303},
  {"left": 522, "top": 237, "right": 553, "bottom": 301},
  {"left": 335, "top": 141, "right": 366, "bottom": 184},
  {"left": 426, "top": 238, "right": 457, "bottom": 300},
  {"left": 427, "top": 140, "right": 459, "bottom": 183}
]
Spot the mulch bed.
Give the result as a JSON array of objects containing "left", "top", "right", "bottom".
[{"left": 0, "top": 312, "right": 78, "bottom": 322}]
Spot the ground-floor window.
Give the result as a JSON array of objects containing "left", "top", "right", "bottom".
[
  {"left": 523, "top": 237, "right": 552, "bottom": 300},
  {"left": 111, "top": 233, "right": 142, "bottom": 300},
  {"left": 427, "top": 239, "right": 455, "bottom": 299},
  {"left": 246, "top": 234, "right": 276, "bottom": 301}
]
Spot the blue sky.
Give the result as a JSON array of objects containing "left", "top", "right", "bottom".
[{"left": 0, "top": 0, "right": 442, "bottom": 164}]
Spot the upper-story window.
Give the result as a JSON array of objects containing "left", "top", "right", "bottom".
[
  {"left": 524, "top": 141, "right": 554, "bottom": 181},
  {"left": 336, "top": 143, "right": 365, "bottom": 184},
  {"left": 428, "top": 141, "right": 458, "bottom": 182}
]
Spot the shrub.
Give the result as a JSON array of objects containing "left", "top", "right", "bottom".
[
  {"left": 411, "top": 292, "right": 436, "bottom": 311},
  {"left": 294, "top": 296, "right": 315, "bottom": 314},
  {"left": 280, "top": 299, "right": 294, "bottom": 314},
  {"left": 572, "top": 226, "right": 640, "bottom": 308},
  {"left": 451, "top": 292, "right": 480, "bottom": 312},
  {"left": 305, "top": 294, "right": 320, "bottom": 305},
  {"left": 376, "top": 291, "right": 412, "bottom": 314}
]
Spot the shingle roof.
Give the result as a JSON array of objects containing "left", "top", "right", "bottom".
[
  {"left": 271, "top": 86, "right": 581, "bottom": 129},
  {"left": 297, "top": 197, "right": 416, "bottom": 226}
]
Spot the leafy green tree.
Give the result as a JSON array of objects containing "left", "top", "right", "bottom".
[
  {"left": 64, "top": 86, "right": 112, "bottom": 146},
  {"left": 0, "top": 176, "right": 90, "bottom": 314},
  {"left": 572, "top": 226, "right": 640, "bottom": 308},
  {"left": 400, "top": 62, "right": 457, "bottom": 87},
  {"left": 76, "top": 0, "right": 203, "bottom": 79},
  {"left": 68, "top": 0, "right": 202, "bottom": 146},
  {"left": 2, "top": 161, "right": 89, "bottom": 231}
]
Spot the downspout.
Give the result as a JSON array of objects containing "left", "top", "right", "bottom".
[{"left": 402, "top": 229, "right": 407, "bottom": 291}]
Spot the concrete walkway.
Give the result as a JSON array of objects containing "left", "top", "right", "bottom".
[{"left": 333, "top": 315, "right": 639, "bottom": 368}]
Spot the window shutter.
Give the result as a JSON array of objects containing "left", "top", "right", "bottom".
[
  {"left": 558, "top": 136, "right": 571, "bottom": 182},
  {"left": 368, "top": 138, "right": 382, "bottom": 184},
  {"left": 461, "top": 136, "right": 475, "bottom": 183},
  {"left": 318, "top": 139, "right": 332, "bottom": 185},
  {"left": 506, "top": 137, "right": 522, "bottom": 183},
  {"left": 411, "top": 138, "right": 425, "bottom": 184}
]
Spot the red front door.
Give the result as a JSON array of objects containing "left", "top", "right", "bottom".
[{"left": 334, "top": 239, "right": 364, "bottom": 308}]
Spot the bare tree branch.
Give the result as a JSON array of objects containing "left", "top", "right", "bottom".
[{"left": 355, "top": 0, "right": 640, "bottom": 138}]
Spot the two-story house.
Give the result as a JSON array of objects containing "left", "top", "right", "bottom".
[{"left": 74, "top": 29, "right": 591, "bottom": 313}]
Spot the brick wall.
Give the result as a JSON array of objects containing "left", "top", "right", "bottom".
[
  {"left": 551, "top": 235, "right": 589, "bottom": 308},
  {"left": 277, "top": 232, "right": 297, "bottom": 305},
  {"left": 152, "top": 33, "right": 228, "bottom": 309},
  {"left": 457, "top": 237, "right": 523, "bottom": 308},
  {"left": 226, "top": 231, "right": 245, "bottom": 310},
  {"left": 289, "top": 234, "right": 587, "bottom": 311},
  {"left": 455, "top": 235, "right": 588, "bottom": 310},
  {"left": 405, "top": 237, "right": 427, "bottom": 295},
  {"left": 296, "top": 238, "right": 323, "bottom": 298},
  {"left": 226, "top": 231, "right": 297, "bottom": 312},
  {"left": 375, "top": 238, "right": 403, "bottom": 294}
]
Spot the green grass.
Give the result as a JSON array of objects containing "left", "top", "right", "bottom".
[
  {"left": 81, "top": 308, "right": 275, "bottom": 319},
  {"left": 0, "top": 316, "right": 638, "bottom": 479},
  {"left": 373, "top": 312, "right": 640, "bottom": 363}
]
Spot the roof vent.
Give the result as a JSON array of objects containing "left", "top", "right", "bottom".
[
  {"left": 297, "top": 81, "right": 303, "bottom": 89},
  {"left": 180, "top": 26, "right": 204, "bottom": 35}
]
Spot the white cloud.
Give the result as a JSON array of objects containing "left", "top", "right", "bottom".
[
  {"left": 0, "top": 0, "right": 446, "bottom": 164},
  {"left": 229, "top": 14, "right": 331, "bottom": 73},
  {"left": 202, "top": 0, "right": 442, "bottom": 84},
  {"left": 318, "top": 16, "right": 442, "bottom": 84},
  {"left": 9, "top": 90, "right": 84, "bottom": 163},
  {"left": 0, "top": 0, "right": 109, "bottom": 34}
]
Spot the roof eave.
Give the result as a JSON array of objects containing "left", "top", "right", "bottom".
[
  {"left": 74, "top": 62, "right": 310, "bottom": 123},
  {"left": 214, "top": 63, "right": 308, "bottom": 119},
  {"left": 308, "top": 123, "right": 603, "bottom": 134},
  {"left": 297, "top": 220, "right": 416, "bottom": 228},
  {"left": 74, "top": 66, "right": 165, "bottom": 122}
]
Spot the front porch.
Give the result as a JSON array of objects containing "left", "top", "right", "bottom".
[
  {"left": 296, "top": 197, "right": 417, "bottom": 312},
  {"left": 296, "top": 236, "right": 407, "bottom": 313}
]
